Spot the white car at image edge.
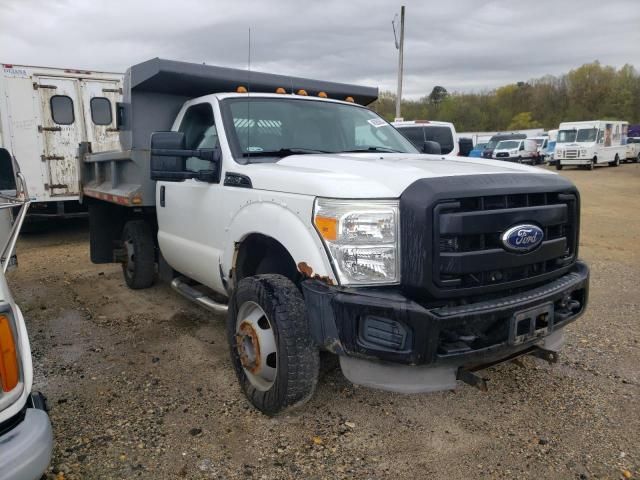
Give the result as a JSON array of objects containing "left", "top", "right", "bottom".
[{"left": 0, "top": 148, "right": 53, "bottom": 480}]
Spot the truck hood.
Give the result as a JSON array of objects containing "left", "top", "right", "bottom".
[{"left": 243, "top": 153, "right": 556, "bottom": 198}]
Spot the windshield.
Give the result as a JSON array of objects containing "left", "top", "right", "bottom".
[
  {"left": 496, "top": 140, "right": 520, "bottom": 149},
  {"left": 557, "top": 129, "right": 577, "bottom": 143},
  {"left": 576, "top": 128, "right": 598, "bottom": 143},
  {"left": 222, "top": 98, "right": 418, "bottom": 161}
]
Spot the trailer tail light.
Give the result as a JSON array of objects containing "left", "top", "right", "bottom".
[{"left": 0, "top": 314, "right": 19, "bottom": 392}]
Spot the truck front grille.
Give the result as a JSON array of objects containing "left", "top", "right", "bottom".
[
  {"left": 564, "top": 149, "right": 578, "bottom": 158},
  {"left": 434, "top": 192, "right": 578, "bottom": 292}
]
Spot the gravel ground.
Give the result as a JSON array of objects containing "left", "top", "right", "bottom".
[{"left": 7, "top": 164, "right": 640, "bottom": 480}]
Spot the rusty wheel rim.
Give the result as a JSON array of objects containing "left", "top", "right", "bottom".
[{"left": 236, "top": 301, "right": 277, "bottom": 391}]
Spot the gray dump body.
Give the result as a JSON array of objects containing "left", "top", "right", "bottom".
[{"left": 81, "top": 58, "right": 379, "bottom": 207}]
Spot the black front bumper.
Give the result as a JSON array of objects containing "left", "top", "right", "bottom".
[{"left": 302, "top": 261, "right": 589, "bottom": 368}]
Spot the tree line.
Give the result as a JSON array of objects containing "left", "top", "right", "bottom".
[{"left": 369, "top": 62, "right": 640, "bottom": 132}]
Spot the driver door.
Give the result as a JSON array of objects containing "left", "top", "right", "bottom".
[{"left": 156, "top": 102, "right": 226, "bottom": 291}]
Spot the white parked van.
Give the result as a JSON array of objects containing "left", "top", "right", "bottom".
[
  {"left": 393, "top": 120, "right": 459, "bottom": 155},
  {"left": 555, "top": 120, "right": 629, "bottom": 170},
  {"left": 0, "top": 63, "right": 123, "bottom": 220},
  {"left": 624, "top": 137, "right": 640, "bottom": 163},
  {"left": 492, "top": 138, "right": 539, "bottom": 164}
]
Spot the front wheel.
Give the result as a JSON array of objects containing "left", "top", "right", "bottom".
[
  {"left": 121, "top": 220, "right": 156, "bottom": 289},
  {"left": 635, "top": 153, "right": 639, "bottom": 164},
  {"left": 228, "top": 274, "right": 319, "bottom": 415},
  {"left": 556, "top": 163, "right": 563, "bottom": 170}
]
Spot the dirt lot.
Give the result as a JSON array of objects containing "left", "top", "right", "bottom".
[{"left": 8, "top": 164, "right": 640, "bottom": 479}]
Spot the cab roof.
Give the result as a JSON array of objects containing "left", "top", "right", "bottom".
[{"left": 129, "top": 58, "right": 378, "bottom": 106}]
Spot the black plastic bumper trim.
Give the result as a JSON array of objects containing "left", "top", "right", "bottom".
[{"left": 302, "top": 261, "right": 589, "bottom": 367}]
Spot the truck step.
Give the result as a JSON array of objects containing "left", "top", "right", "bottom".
[{"left": 170, "top": 276, "right": 228, "bottom": 315}]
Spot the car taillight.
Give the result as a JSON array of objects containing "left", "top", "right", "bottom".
[{"left": 0, "top": 313, "right": 19, "bottom": 392}]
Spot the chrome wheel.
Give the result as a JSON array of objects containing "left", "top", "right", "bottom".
[{"left": 235, "top": 301, "right": 277, "bottom": 391}]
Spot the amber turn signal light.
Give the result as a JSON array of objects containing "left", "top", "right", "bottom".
[
  {"left": 0, "top": 314, "right": 19, "bottom": 392},
  {"left": 314, "top": 215, "right": 337, "bottom": 241}
]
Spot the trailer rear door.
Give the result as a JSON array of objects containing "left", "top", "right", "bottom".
[
  {"left": 79, "top": 79, "right": 121, "bottom": 152},
  {"left": 35, "top": 76, "right": 84, "bottom": 196}
]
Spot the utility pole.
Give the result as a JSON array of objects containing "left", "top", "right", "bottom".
[{"left": 393, "top": 6, "right": 405, "bottom": 121}]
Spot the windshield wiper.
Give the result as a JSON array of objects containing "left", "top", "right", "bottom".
[
  {"left": 242, "top": 147, "right": 330, "bottom": 157},
  {"left": 339, "top": 146, "right": 403, "bottom": 153}
]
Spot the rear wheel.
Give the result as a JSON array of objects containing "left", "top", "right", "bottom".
[
  {"left": 609, "top": 154, "right": 620, "bottom": 167},
  {"left": 586, "top": 159, "right": 594, "bottom": 170},
  {"left": 228, "top": 274, "right": 319, "bottom": 415},
  {"left": 121, "top": 220, "right": 156, "bottom": 289}
]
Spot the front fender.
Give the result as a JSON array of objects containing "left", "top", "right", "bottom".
[{"left": 223, "top": 196, "right": 336, "bottom": 283}]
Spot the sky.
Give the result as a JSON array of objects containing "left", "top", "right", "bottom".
[{"left": 1, "top": 0, "right": 639, "bottom": 99}]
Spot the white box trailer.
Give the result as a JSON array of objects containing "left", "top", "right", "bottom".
[
  {"left": 555, "top": 120, "right": 629, "bottom": 170},
  {"left": 0, "top": 63, "right": 123, "bottom": 219}
]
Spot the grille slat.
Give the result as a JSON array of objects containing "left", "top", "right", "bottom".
[
  {"left": 439, "top": 238, "right": 567, "bottom": 275},
  {"left": 439, "top": 204, "right": 568, "bottom": 235}
]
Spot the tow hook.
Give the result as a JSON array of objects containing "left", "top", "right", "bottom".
[
  {"left": 529, "top": 347, "right": 559, "bottom": 364},
  {"left": 456, "top": 345, "right": 561, "bottom": 391},
  {"left": 456, "top": 369, "right": 488, "bottom": 391}
]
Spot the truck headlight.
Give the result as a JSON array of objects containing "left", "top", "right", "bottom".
[
  {"left": 313, "top": 198, "right": 399, "bottom": 285},
  {"left": 580, "top": 149, "right": 587, "bottom": 156}
]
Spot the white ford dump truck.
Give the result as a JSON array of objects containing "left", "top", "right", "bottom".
[{"left": 81, "top": 59, "right": 590, "bottom": 415}]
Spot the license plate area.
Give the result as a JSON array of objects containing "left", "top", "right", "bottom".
[{"left": 509, "top": 303, "right": 554, "bottom": 345}]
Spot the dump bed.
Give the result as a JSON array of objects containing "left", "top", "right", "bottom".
[{"left": 81, "top": 58, "right": 379, "bottom": 207}]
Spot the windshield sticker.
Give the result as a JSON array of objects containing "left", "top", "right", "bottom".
[
  {"left": 367, "top": 118, "right": 387, "bottom": 128},
  {"left": 246, "top": 146, "right": 264, "bottom": 152}
]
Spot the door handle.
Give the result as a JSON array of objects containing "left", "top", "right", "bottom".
[{"left": 160, "top": 185, "right": 165, "bottom": 207}]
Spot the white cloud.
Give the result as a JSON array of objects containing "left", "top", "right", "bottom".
[{"left": 0, "top": 0, "right": 638, "bottom": 98}]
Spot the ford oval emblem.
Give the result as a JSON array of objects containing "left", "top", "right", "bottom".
[{"left": 501, "top": 224, "right": 544, "bottom": 253}]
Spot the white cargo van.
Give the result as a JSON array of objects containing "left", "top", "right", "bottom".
[
  {"left": 492, "top": 138, "right": 539, "bottom": 164},
  {"left": 555, "top": 120, "right": 628, "bottom": 170},
  {"left": 0, "top": 63, "right": 123, "bottom": 220}
]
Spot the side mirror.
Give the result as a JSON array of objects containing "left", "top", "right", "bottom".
[
  {"left": 0, "top": 148, "right": 17, "bottom": 191},
  {"left": 422, "top": 140, "right": 442, "bottom": 155},
  {"left": 150, "top": 131, "right": 187, "bottom": 181}
]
